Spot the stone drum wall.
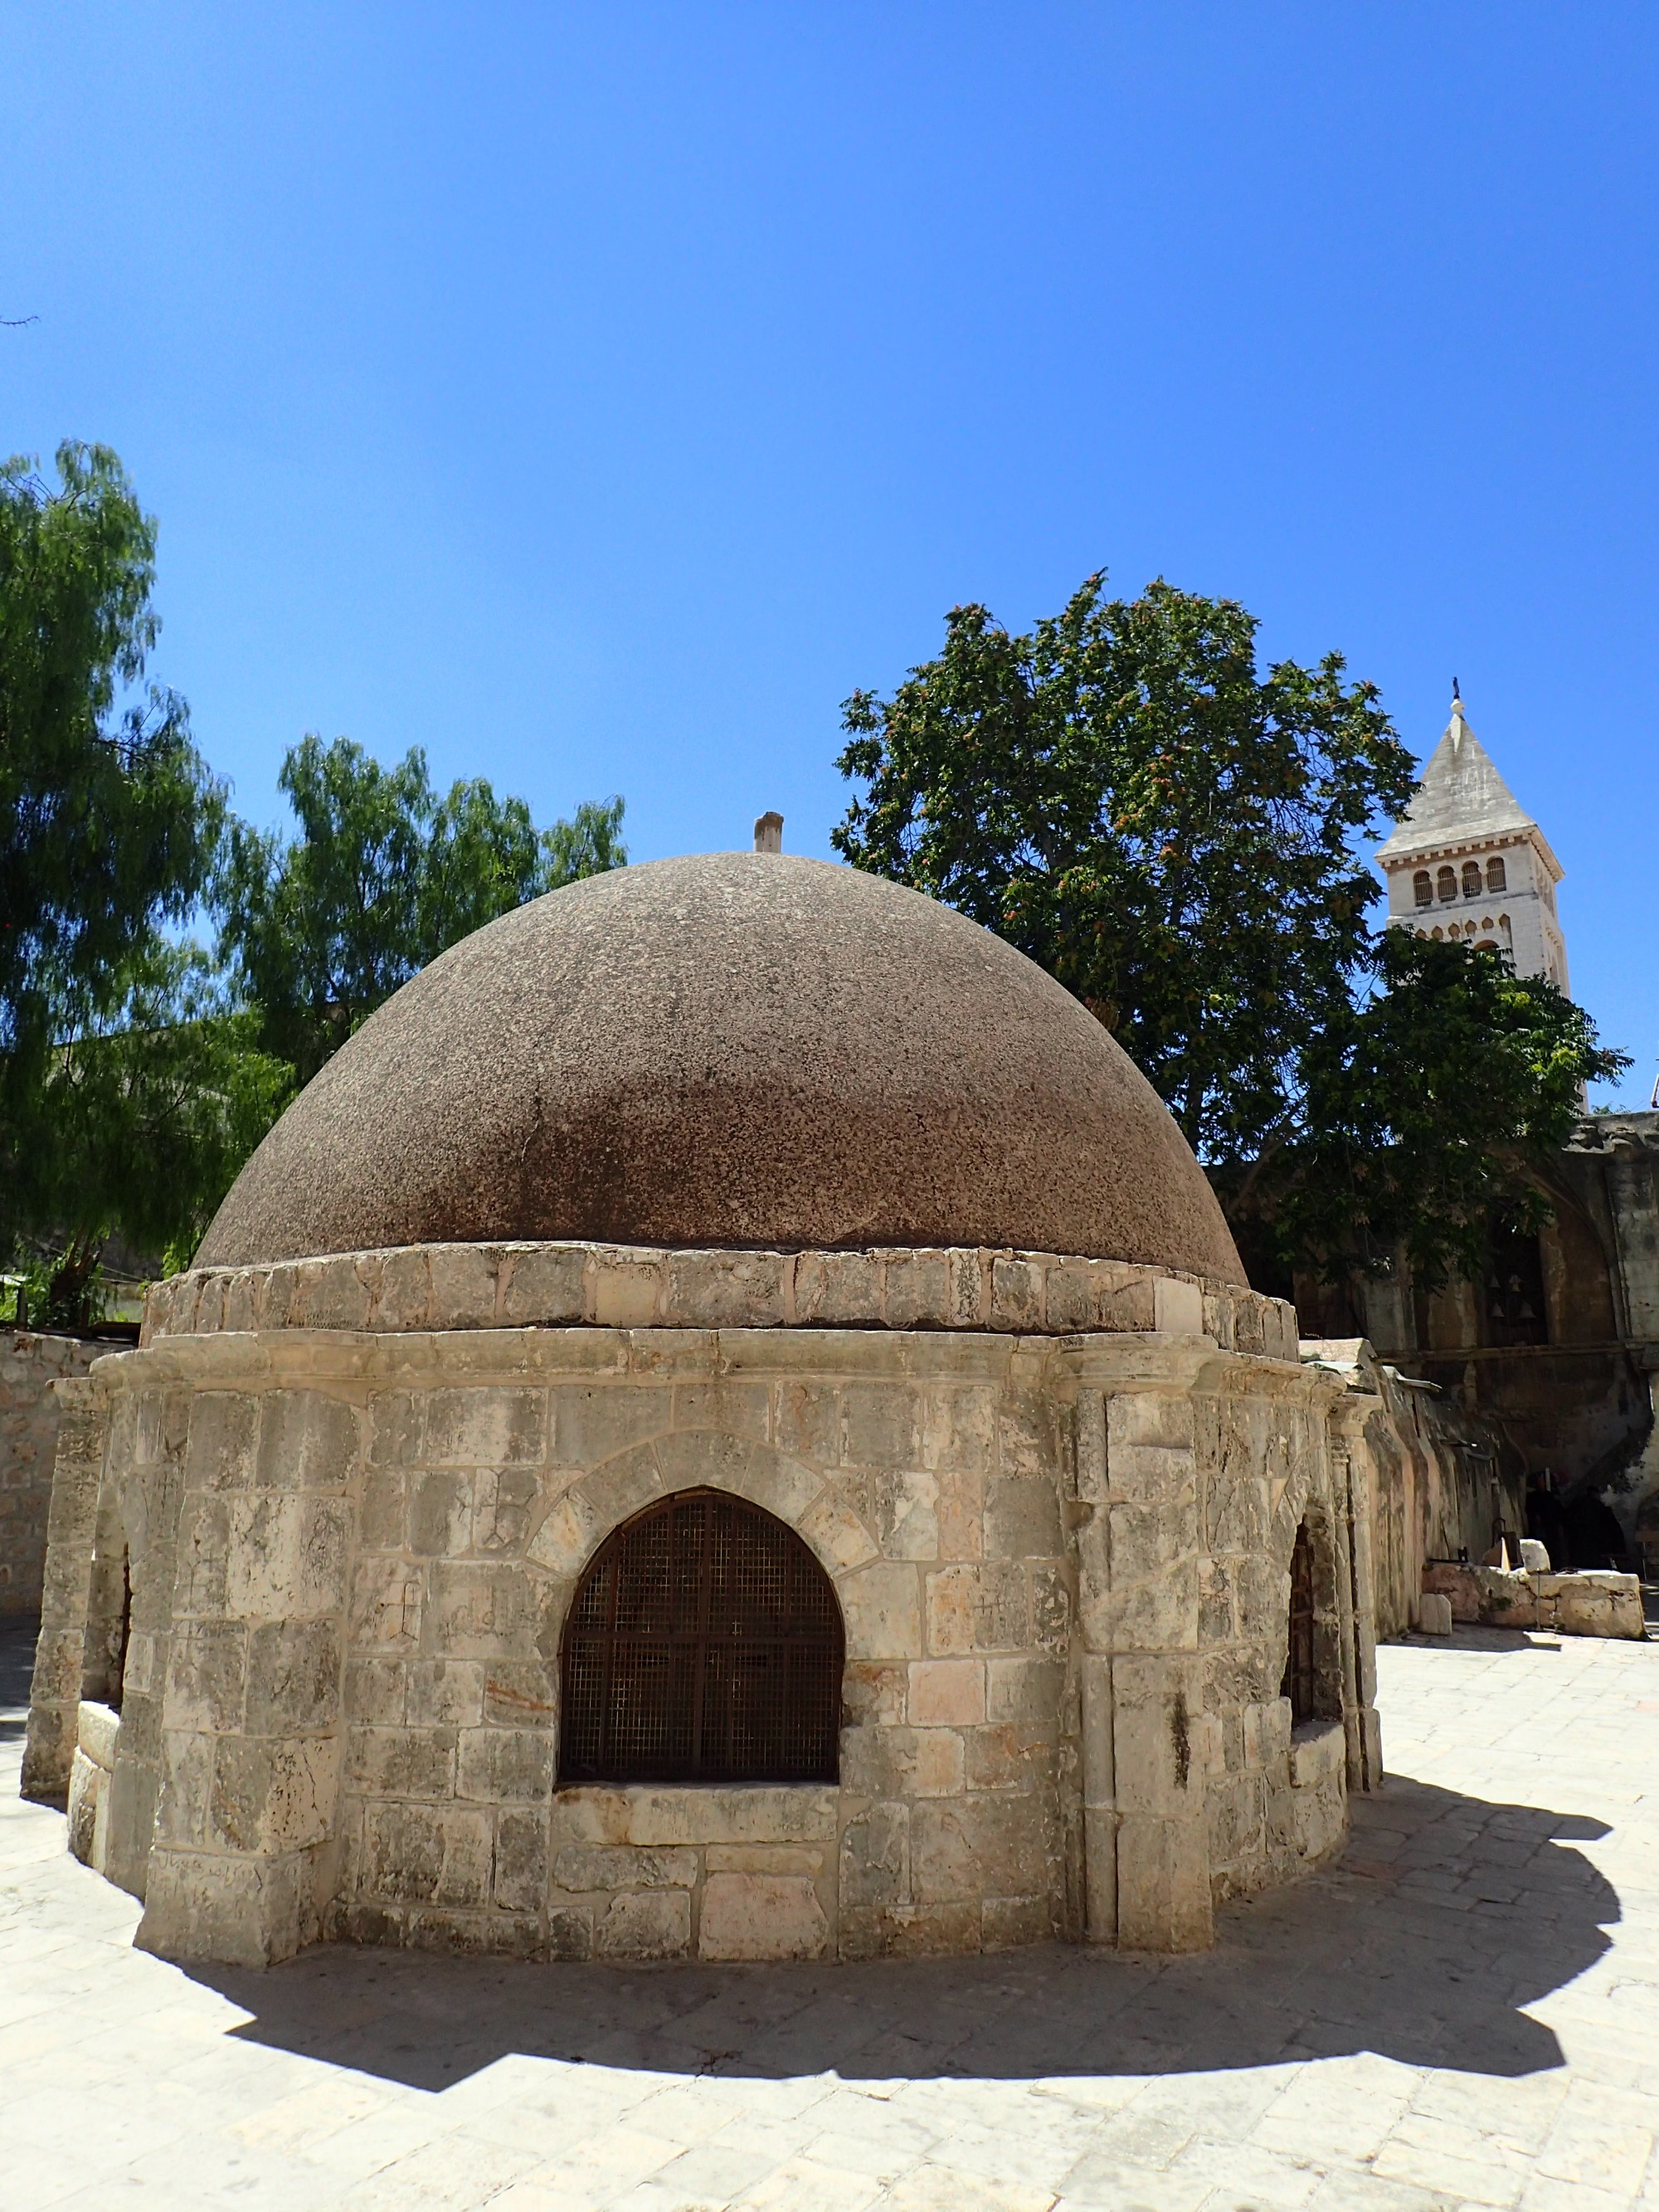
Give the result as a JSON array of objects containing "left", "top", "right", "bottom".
[{"left": 25, "top": 1242, "right": 1381, "bottom": 1971}]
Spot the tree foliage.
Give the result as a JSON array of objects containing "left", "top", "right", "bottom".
[
  {"left": 1224, "top": 931, "right": 1628, "bottom": 1289},
  {"left": 215, "top": 734, "right": 626, "bottom": 1086},
  {"left": 836, "top": 572, "right": 1627, "bottom": 1290},
  {"left": 0, "top": 442, "right": 223, "bottom": 1256},
  {"left": 14, "top": 943, "right": 293, "bottom": 1318}
]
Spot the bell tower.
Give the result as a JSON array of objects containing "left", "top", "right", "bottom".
[{"left": 1376, "top": 687, "right": 1569, "bottom": 990}]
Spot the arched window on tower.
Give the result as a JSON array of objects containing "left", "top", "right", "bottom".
[
  {"left": 1437, "top": 866, "right": 1457, "bottom": 903},
  {"left": 1462, "top": 860, "right": 1482, "bottom": 899},
  {"left": 1413, "top": 870, "right": 1433, "bottom": 908},
  {"left": 559, "top": 1488, "right": 844, "bottom": 1785},
  {"left": 1486, "top": 856, "right": 1506, "bottom": 894}
]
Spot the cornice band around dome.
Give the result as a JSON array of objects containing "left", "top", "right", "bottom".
[
  {"left": 144, "top": 1239, "right": 1297, "bottom": 1358},
  {"left": 193, "top": 852, "right": 1248, "bottom": 1288}
]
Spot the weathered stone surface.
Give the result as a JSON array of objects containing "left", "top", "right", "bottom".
[
  {"left": 698, "top": 1873, "right": 829, "bottom": 1961},
  {"left": 594, "top": 1888, "right": 690, "bottom": 1959}
]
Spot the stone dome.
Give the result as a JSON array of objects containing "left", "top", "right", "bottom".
[{"left": 195, "top": 852, "right": 1246, "bottom": 1284}]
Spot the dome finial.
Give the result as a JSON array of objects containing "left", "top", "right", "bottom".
[{"left": 753, "top": 811, "right": 783, "bottom": 854}]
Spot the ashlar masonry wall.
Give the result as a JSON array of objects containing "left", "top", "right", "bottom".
[
  {"left": 24, "top": 1241, "right": 1378, "bottom": 1970},
  {"left": 1, "top": 1330, "right": 99, "bottom": 1615}
]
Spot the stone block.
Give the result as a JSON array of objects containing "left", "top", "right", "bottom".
[
  {"left": 137, "top": 1843, "right": 319, "bottom": 1967},
  {"left": 873, "top": 1469, "right": 938, "bottom": 1561},
  {"left": 480, "top": 1663, "right": 557, "bottom": 1728},
  {"left": 1109, "top": 1393, "right": 1196, "bottom": 1450},
  {"left": 1418, "top": 1591, "right": 1453, "bottom": 1637},
  {"left": 185, "top": 1393, "right": 258, "bottom": 1492},
  {"left": 153, "top": 1728, "right": 212, "bottom": 1848},
  {"left": 547, "top": 1905, "right": 593, "bottom": 1959},
  {"left": 474, "top": 1465, "right": 540, "bottom": 1554},
  {"left": 990, "top": 1259, "right": 1042, "bottom": 1332},
  {"left": 839, "top": 1802, "right": 908, "bottom": 1907},
  {"left": 1289, "top": 1720, "right": 1345, "bottom": 1791},
  {"left": 525, "top": 1489, "right": 601, "bottom": 1578},
  {"left": 703, "top": 1844, "right": 822, "bottom": 1874},
  {"left": 839, "top": 1562, "right": 922, "bottom": 1659},
  {"left": 1115, "top": 1811, "right": 1213, "bottom": 1952},
  {"left": 984, "top": 1475, "right": 1063, "bottom": 1561},
  {"left": 840, "top": 1384, "right": 920, "bottom": 1472},
  {"left": 910, "top": 1795, "right": 1051, "bottom": 1907},
  {"left": 591, "top": 1255, "right": 661, "bottom": 1328},
  {"left": 367, "top": 1393, "right": 426, "bottom": 1469},
  {"left": 257, "top": 1392, "right": 359, "bottom": 1492},
  {"left": 226, "top": 1495, "right": 352, "bottom": 1620},
  {"left": 665, "top": 1250, "right": 786, "bottom": 1328},
  {"left": 925, "top": 1562, "right": 1027, "bottom": 1655},
  {"left": 595, "top": 1889, "right": 690, "bottom": 1959},
  {"left": 908, "top": 1659, "right": 984, "bottom": 1727},
  {"left": 210, "top": 1733, "right": 339, "bottom": 1854},
  {"left": 797, "top": 1489, "right": 879, "bottom": 1573},
  {"left": 347, "top": 1726, "right": 457, "bottom": 1800},
  {"left": 996, "top": 1394, "right": 1053, "bottom": 1479},
  {"left": 345, "top": 1657, "right": 408, "bottom": 1724},
  {"left": 772, "top": 1380, "right": 839, "bottom": 1462},
  {"left": 407, "top": 1469, "right": 469, "bottom": 1556},
  {"left": 349, "top": 1558, "right": 422, "bottom": 1649},
  {"left": 793, "top": 1250, "right": 882, "bottom": 1327},
  {"left": 499, "top": 1245, "right": 586, "bottom": 1328},
  {"left": 1043, "top": 1265, "right": 1097, "bottom": 1335},
  {"left": 698, "top": 1873, "right": 829, "bottom": 1961},
  {"left": 986, "top": 1654, "right": 1064, "bottom": 1727},
  {"left": 428, "top": 1245, "right": 499, "bottom": 1328},
  {"left": 494, "top": 1807, "right": 548, "bottom": 1912},
  {"left": 983, "top": 1893, "right": 1053, "bottom": 1948},
  {"left": 622, "top": 1785, "right": 838, "bottom": 1845},
  {"left": 883, "top": 1251, "right": 951, "bottom": 1330},
  {"left": 966, "top": 1717, "right": 1053, "bottom": 1795},
  {"left": 173, "top": 1493, "right": 231, "bottom": 1616},
  {"left": 66, "top": 1745, "right": 102, "bottom": 1864},
  {"left": 553, "top": 1844, "right": 696, "bottom": 1890},
  {"left": 373, "top": 1247, "right": 432, "bottom": 1330},
  {"left": 425, "top": 1389, "right": 547, "bottom": 1469},
  {"left": 362, "top": 1800, "right": 494, "bottom": 1906},
  {"left": 457, "top": 1725, "right": 554, "bottom": 1803},
  {"left": 426, "top": 1562, "right": 533, "bottom": 1659},
  {"left": 77, "top": 1698, "right": 120, "bottom": 1770},
  {"left": 401, "top": 1659, "right": 484, "bottom": 1727},
  {"left": 359, "top": 1469, "right": 407, "bottom": 1552},
  {"left": 1153, "top": 1278, "right": 1204, "bottom": 1335},
  {"left": 165, "top": 1621, "right": 248, "bottom": 1733}
]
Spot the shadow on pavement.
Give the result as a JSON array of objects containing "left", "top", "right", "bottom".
[{"left": 189, "top": 1777, "right": 1614, "bottom": 2093}]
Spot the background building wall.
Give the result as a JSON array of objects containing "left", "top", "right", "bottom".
[{"left": 0, "top": 1332, "right": 99, "bottom": 1617}]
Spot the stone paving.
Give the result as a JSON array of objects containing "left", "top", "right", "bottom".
[{"left": 4, "top": 1618, "right": 1659, "bottom": 2210}]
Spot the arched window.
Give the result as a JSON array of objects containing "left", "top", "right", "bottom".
[
  {"left": 1282, "top": 1521, "right": 1317, "bottom": 1727},
  {"left": 560, "top": 1488, "right": 843, "bottom": 1785},
  {"left": 1462, "top": 860, "right": 1482, "bottom": 899},
  {"left": 1413, "top": 870, "right": 1433, "bottom": 909},
  {"left": 1486, "top": 856, "right": 1506, "bottom": 894},
  {"left": 1437, "top": 865, "right": 1457, "bottom": 903}
]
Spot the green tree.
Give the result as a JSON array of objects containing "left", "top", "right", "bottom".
[
  {"left": 835, "top": 574, "right": 1414, "bottom": 1157},
  {"left": 0, "top": 441, "right": 223, "bottom": 1256},
  {"left": 15, "top": 943, "right": 293, "bottom": 1323},
  {"left": 836, "top": 572, "right": 1626, "bottom": 1289},
  {"left": 216, "top": 734, "right": 625, "bottom": 1086},
  {"left": 1225, "top": 931, "right": 1628, "bottom": 1290}
]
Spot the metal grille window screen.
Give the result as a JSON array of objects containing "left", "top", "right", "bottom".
[{"left": 559, "top": 1489, "right": 844, "bottom": 1784}]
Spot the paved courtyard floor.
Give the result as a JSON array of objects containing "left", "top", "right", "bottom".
[{"left": 5, "top": 1620, "right": 1659, "bottom": 2211}]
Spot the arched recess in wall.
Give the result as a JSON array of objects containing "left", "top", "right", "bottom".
[
  {"left": 558, "top": 1488, "right": 844, "bottom": 1786},
  {"left": 1282, "top": 1515, "right": 1340, "bottom": 1727},
  {"left": 80, "top": 1487, "right": 131, "bottom": 1712}
]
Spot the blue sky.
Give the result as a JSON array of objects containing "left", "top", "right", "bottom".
[{"left": 7, "top": 3, "right": 1657, "bottom": 1102}]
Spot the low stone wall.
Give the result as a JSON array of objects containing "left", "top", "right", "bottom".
[
  {"left": 144, "top": 1240, "right": 1299, "bottom": 1361},
  {"left": 0, "top": 1331, "right": 100, "bottom": 1616},
  {"left": 1421, "top": 1561, "right": 1646, "bottom": 1639}
]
